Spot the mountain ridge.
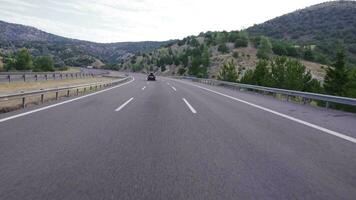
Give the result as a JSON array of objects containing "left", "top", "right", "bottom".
[
  {"left": 0, "top": 20, "right": 171, "bottom": 68},
  {"left": 247, "top": 0, "right": 356, "bottom": 66}
]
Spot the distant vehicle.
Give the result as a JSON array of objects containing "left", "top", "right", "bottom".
[
  {"left": 86, "top": 66, "right": 94, "bottom": 69},
  {"left": 147, "top": 72, "right": 156, "bottom": 81}
]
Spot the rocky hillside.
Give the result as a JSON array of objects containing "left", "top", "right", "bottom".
[
  {"left": 119, "top": 31, "right": 327, "bottom": 80},
  {"left": 247, "top": 1, "right": 356, "bottom": 67},
  {"left": 0, "top": 20, "right": 169, "bottom": 68}
]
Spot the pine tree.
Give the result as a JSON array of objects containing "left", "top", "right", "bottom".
[
  {"left": 346, "top": 69, "right": 356, "bottom": 98},
  {"left": 15, "top": 48, "right": 33, "bottom": 70},
  {"left": 257, "top": 36, "right": 272, "bottom": 59},
  {"left": 324, "top": 48, "right": 349, "bottom": 96},
  {"left": 217, "top": 60, "right": 238, "bottom": 82},
  {"left": 252, "top": 59, "right": 271, "bottom": 86}
]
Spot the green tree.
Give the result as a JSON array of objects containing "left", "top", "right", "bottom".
[
  {"left": 324, "top": 48, "right": 349, "bottom": 96},
  {"left": 252, "top": 59, "right": 271, "bottom": 86},
  {"left": 257, "top": 36, "right": 272, "bottom": 59},
  {"left": 218, "top": 43, "right": 229, "bottom": 53},
  {"left": 177, "top": 67, "right": 186, "bottom": 75},
  {"left": 346, "top": 69, "right": 356, "bottom": 98},
  {"left": 217, "top": 60, "right": 238, "bottom": 82},
  {"left": 234, "top": 39, "right": 248, "bottom": 48},
  {"left": 240, "top": 69, "right": 254, "bottom": 84},
  {"left": 303, "top": 47, "right": 314, "bottom": 61},
  {"left": 34, "top": 56, "right": 55, "bottom": 72},
  {"left": 15, "top": 48, "right": 33, "bottom": 70},
  {"left": 201, "top": 46, "right": 210, "bottom": 67},
  {"left": 161, "top": 65, "right": 166, "bottom": 72}
]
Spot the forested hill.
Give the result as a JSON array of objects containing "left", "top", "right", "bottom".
[
  {"left": 247, "top": 1, "right": 356, "bottom": 67},
  {"left": 0, "top": 20, "right": 169, "bottom": 68}
]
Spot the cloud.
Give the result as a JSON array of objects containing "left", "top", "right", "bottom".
[{"left": 0, "top": 0, "right": 327, "bottom": 43}]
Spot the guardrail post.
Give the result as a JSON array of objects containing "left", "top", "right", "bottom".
[
  {"left": 55, "top": 91, "right": 59, "bottom": 100},
  {"left": 95, "top": 85, "right": 98, "bottom": 90},
  {"left": 67, "top": 90, "right": 70, "bottom": 97},
  {"left": 23, "top": 74, "right": 26, "bottom": 82},
  {"left": 60, "top": 74, "right": 63, "bottom": 79},
  {"left": 35, "top": 74, "right": 38, "bottom": 81},
  {"left": 76, "top": 74, "right": 78, "bottom": 78},
  {"left": 53, "top": 74, "right": 56, "bottom": 80},
  {"left": 303, "top": 97, "right": 307, "bottom": 105},
  {"left": 7, "top": 75, "right": 10, "bottom": 83},
  {"left": 84, "top": 88, "right": 86, "bottom": 93},
  {"left": 45, "top": 74, "right": 48, "bottom": 80},
  {"left": 90, "top": 86, "right": 92, "bottom": 91},
  {"left": 41, "top": 94, "right": 44, "bottom": 104},
  {"left": 66, "top": 74, "right": 68, "bottom": 79},
  {"left": 76, "top": 89, "right": 79, "bottom": 95},
  {"left": 22, "top": 97, "right": 26, "bottom": 108}
]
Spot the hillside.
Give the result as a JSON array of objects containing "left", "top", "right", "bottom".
[
  {"left": 247, "top": 1, "right": 356, "bottom": 67},
  {"left": 0, "top": 20, "right": 169, "bottom": 68},
  {"left": 119, "top": 32, "right": 327, "bottom": 80},
  {"left": 119, "top": 1, "right": 356, "bottom": 80}
]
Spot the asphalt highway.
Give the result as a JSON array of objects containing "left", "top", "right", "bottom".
[{"left": 0, "top": 73, "right": 355, "bottom": 200}]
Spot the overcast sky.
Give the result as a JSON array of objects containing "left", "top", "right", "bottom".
[{"left": 0, "top": 0, "right": 327, "bottom": 43}]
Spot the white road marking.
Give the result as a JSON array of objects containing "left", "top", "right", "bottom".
[
  {"left": 115, "top": 97, "right": 134, "bottom": 112},
  {"left": 0, "top": 77, "right": 135, "bottom": 123},
  {"left": 174, "top": 79, "right": 356, "bottom": 144},
  {"left": 142, "top": 86, "right": 146, "bottom": 90},
  {"left": 171, "top": 86, "right": 177, "bottom": 91},
  {"left": 183, "top": 98, "right": 197, "bottom": 114}
]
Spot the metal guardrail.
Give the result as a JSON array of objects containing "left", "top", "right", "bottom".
[
  {"left": 174, "top": 76, "right": 356, "bottom": 107},
  {"left": 0, "top": 70, "right": 110, "bottom": 83},
  {"left": 0, "top": 76, "right": 131, "bottom": 109}
]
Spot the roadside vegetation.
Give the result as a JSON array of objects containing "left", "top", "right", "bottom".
[
  {"left": 1, "top": 48, "right": 68, "bottom": 72},
  {"left": 119, "top": 29, "right": 355, "bottom": 111},
  {"left": 0, "top": 77, "right": 115, "bottom": 94}
]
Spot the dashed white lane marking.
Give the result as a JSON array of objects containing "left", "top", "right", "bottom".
[
  {"left": 171, "top": 86, "right": 177, "bottom": 91},
  {"left": 142, "top": 86, "right": 146, "bottom": 90},
  {"left": 183, "top": 98, "right": 197, "bottom": 114},
  {"left": 115, "top": 97, "right": 134, "bottom": 112},
  {"left": 0, "top": 77, "right": 135, "bottom": 123},
  {"left": 174, "top": 79, "right": 356, "bottom": 144}
]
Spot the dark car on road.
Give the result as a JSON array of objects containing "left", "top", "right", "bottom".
[{"left": 147, "top": 73, "right": 156, "bottom": 81}]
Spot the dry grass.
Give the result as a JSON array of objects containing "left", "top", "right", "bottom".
[
  {"left": 60, "top": 67, "right": 81, "bottom": 73},
  {"left": 0, "top": 77, "right": 116, "bottom": 113},
  {"left": 0, "top": 77, "right": 115, "bottom": 94}
]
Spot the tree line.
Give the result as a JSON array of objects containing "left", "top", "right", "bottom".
[
  {"left": 3, "top": 48, "right": 60, "bottom": 72},
  {"left": 218, "top": 47, "right": 356, "bottom": 101}
]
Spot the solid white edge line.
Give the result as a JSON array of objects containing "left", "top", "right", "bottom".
[
  {"left": 183, "top": 98, "right": 197, "bottom": 114},
  {"left": 0, "top": 77, "right": 135, "bottom": 123},
  {"left": 174, "top": 79, "right": 356, "bottom": 144},
  {"left": 115, "top": 97, "right": 134, "bottom": 112},
  {"left": 171, "top": 86, "right": 177, "bottom": 91},
  {"left": 142, "top": 86, "right": 146, "bottom": 90}
]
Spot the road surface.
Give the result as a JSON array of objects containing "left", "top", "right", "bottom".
[{"left": 0, "top": 73, "right": 355, "bottom": 200}]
